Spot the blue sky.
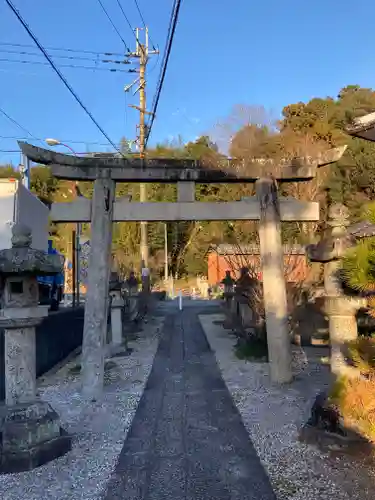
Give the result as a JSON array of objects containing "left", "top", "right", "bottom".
[{"left": 1, "top": 0, "right": 375, "bottom": 164}]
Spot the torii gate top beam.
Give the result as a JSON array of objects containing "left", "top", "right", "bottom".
[
  {"left": 346, "top": 111, "right": 375, "bottom": 142},
  {"left": 18, "top": 142, "right": 346, "bottom": 183}
]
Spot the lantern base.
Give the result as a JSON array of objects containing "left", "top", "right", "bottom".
[{"left": 0, "top": 400, "right": 72, "bottom": 474}]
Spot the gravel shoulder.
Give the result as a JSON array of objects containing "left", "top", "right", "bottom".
[
  {"left": 0, "top": 316, "right": 164, "bottom": 500},
  {"left": 199, "top": 313, "right": 375, "bottom": 500}
]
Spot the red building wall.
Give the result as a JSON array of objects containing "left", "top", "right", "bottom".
[{"left": 207, "top": 252, "right": 308, "bottom": 285}]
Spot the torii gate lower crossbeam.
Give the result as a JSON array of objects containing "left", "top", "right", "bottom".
[
  {"left": 51, "top": 185, "right": 320, "bottom": 390},
  {"left": 50, "top": 198, "right": 319, "bottom": 223},
  {"left": 18, "top": 142, "right": 346, "bottom": 398}
]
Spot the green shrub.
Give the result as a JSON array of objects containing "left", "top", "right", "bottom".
[{"left": 235, "top": 338, "right": 268, "bottom": 361}]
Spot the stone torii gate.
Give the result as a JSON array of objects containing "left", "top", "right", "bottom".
[{"left": 19, "top": 142, "right": 345, "bottom": 397}]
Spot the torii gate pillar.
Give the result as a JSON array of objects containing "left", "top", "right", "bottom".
[
  {"left": 256, "top": 178, "right": 292, "bottom": 383},
  {"left": 81, "top": 171, "right": 115, "bottom": 400}
]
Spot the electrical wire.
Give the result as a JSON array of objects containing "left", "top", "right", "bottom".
[
  {"left": 0, "top": 67, "right": 40, "bottom": 77},
  {"left": 145, "top": 0, "right": 182, "bottom": 148},
  {"left": 96, "top": 0, "right": 131, "bottom": 53},
  {"left": 0, "top": 149, "right": 116, "bottom": 156},
  {"left": 0, "top": 134, "right": 119, "bottom": 146},
  {"left": 148, "top": 47, "right": 160, "bottom": 74},
  {"left": 0, "top": 47, "right": 130, "bottom": 65},
  {"left": 0, "top": 148, "right": 130, "bottom": 155},
  {"left": 115, "top": 0, "right": 136, "bottom": 36},
  {"left": 115, "top": 0, "right": 147, "bottom": 59},
  {"left": 0, "top": 107, "right": 38, "bottom": 140},
  {"left": 133, "top": 0, "right": 157, "bottom": 50},
  {"left": 124, "top": 92, "right": 128, "bottom": 135},
  {"left": 0, "top": 58, "right": 133, "bottom": 73},
  {"left": 146, "top": 1, "right": 180, "bottom": 144},
  {"left": 0, "top": 47, "right": 98, "bottom": 62},
  {"left": 5, "top": 0, "right": 121, "bottom": 153},
  {"left": 0, "top": 41, "right": 127, "bottom": 57}
]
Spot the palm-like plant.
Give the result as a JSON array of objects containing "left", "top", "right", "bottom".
[{"left": 341, "top": 203, "right": 375, "bottom": 315}]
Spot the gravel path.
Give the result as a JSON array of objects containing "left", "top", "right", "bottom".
[
  {"left": 0, "top": 316, "right": 163, "bottom": 500},
  {"left": 2, "top": 302, "right": 373, "bottom": 500},
  {"left": 104, "top": 304, "right": 276, "bottom": 500},
  {"left": 200, "top": 312, "right": 375, "bottom": 500}
]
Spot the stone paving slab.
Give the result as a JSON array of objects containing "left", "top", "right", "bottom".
[{"left": 103, "top": 305, "right": 276, "bottom": 500}]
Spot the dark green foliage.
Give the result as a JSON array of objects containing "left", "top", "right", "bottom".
[
  {"left": 341, "top": 203, "right": 375, "bottom": 296},
  {"left": 235, "top": 338, "right": 268, "bottom": 361}
]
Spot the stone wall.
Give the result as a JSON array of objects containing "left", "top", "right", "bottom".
[{"left": 0, "top": 307, "right": 84, "bottom": 401}]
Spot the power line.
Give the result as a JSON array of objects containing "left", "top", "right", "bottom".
[
  {"left": 115, "top": 0, "right": 148, "bottom": 59},
  {"left": 97, "top": 0, "right": 131, "bottom": 53},
  {"left": 148, "top": 48, "right": 160, "bottom": 75},
  {"left": 133, "top": 0, "right": 148, "bottom": 32},
  {"left": 146, "top": 1, "right": 181, "bottom": 144},
  {"left": 0, "top": 107, "right": 38, "bottom": 140},
  {"left": 0, "top": 134, "right": 118, "bottom": 146},
  {"left": 133, "top": 0, "right": 156, "bottom": 50},
  {"left": 0, "top": 47, "right": 98, "bottom": 62},
  {"left": 5, "top": 0, "right": 121, "bottom": 153},
  {"left": 0, "top": 41, "right": 127, "bottom": 57},
  {"left": 0, "top": 149, "right": 115, "bottom": 155},
  {"left": 0, "top": 67, "right": 40, "bottom": 77},
  {"left": 145, "top": 0, "right": 182, "bottom": 148},
  {"left": 0, "top": 47, "right": 131, "bottom": 65},
  {"left": 114, "top": 0, "right": 157, "bottom": 58},
  {"left": 0, "top": 58, "right": 133, "bottom": 73},
  {"left": 115, "top": 0, "right": 135, "bottom": 35}
]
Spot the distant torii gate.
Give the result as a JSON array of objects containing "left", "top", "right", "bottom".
[{"left": 19, "top": 142, "right": 346, "bottom": 398}]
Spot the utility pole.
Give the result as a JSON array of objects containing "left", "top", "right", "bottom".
[
  {"left": 126, "top": 28, "right": 159, "bottom": 270},
  {"left": 138, "top": 29, "right": 148, "bottom": 270}
]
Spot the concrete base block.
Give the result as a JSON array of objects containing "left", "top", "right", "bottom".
[{"left": 0, "top": 400, "right": 72, "bottom": 474}]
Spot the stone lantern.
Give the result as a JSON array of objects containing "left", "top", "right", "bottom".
[
  {"left": 125, "top": 271, "right": 139, "bottom": 322},
  {"left": 221, "top": 270, "right": 235, "bottom": 308},
  {"left": 234, "top": 267, "right": 255, "bottom": 329},
  {"left": 0, "top": 224, "right": 70, "bottom": 473},
  {"left": 109, "top": 271, "right": 124, "bottom": 348},
  {"left": 306, "top": 204, "right": 366, "bottom": 377}
]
